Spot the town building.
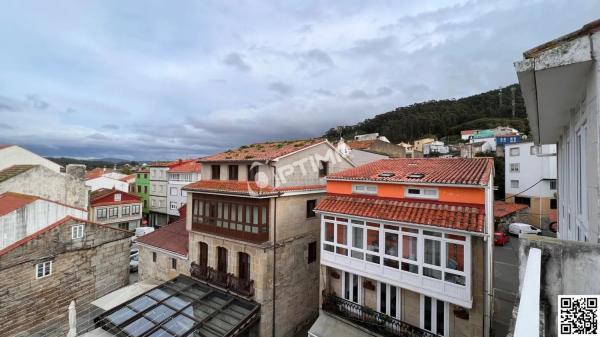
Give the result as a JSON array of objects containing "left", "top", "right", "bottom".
[
  {"left": 397, "top": 142, "right": 414, "bottom": 157},
  {"left": 0, "top": 192, "right": 88, "bottom": 249},
  {"left": 353, "top": 133, "right": 390, "bottom": 143},
  {"left": 460, "top": 130, "right": 478, "bottom": 141},
  {"left": 413, "top": 138, "right": 435, "bottom": 152},
  {"left": 0, "top": 216, "right": 132, "bottom": 337},
  {"left": 310, "top": 158, "right": 495, "bottom": 337},
  {"left": 0, "top": 164, "right": 88, "bottom": 210},
  {"left": 119, "top": 173, "right": 137, "bottom": 193},
  {"left": 504, "top": 142, "right": 557, "bottom": 229},
  {"left": 336, "top": 138, "right": 407, "bottom": 166},
  {"left": 148, "top": 161, "right": 178, "bottom": 227},
  {"left": 167, "top": 159, "right": 202, "bottom": 217},
  {"left": 85, "top": 175, "right": 130, "bottom": 192},
  {"left": 0, "top": 144, "right": 62, "bottom": 172},
  {"left": 134, "top": 169, "right": 150, "bottom": 216},
  {"left": 459, "top": 141, "right": 493, "bottom": 158},
  {"left": 515, "top": 19, "right": 600, "bottom": 242},
  {"left": 136, "top": 139, "right": 354, "bottom": 337},
  {"left": 423, "top": 140, "right": 450, "bottom": 156},
  {"left": 89, "top": 188, "right": 143, "bottom": 231}
]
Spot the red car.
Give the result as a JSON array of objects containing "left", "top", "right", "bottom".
[{"left": 494, "top": 232, "right": 510, "bottom": 246}]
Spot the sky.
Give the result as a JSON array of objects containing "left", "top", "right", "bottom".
[{"left": 0, "top": 0, "right": 598, "bottom": 160}]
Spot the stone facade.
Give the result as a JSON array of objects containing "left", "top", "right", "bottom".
[
  {"left": 0, "top": 217, "right": 132, "bottom": 337},
  {"left": 138, "top": 245, "right": 190, "bottom": 282},
  {"left": 0, "top": 165, "right": 88, "bottom": 209}
]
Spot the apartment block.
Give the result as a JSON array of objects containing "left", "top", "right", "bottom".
[{"left": 89, "top": 188, "right": 143, "bottom": 231}]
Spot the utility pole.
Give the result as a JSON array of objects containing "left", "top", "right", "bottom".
[
  {"left": 511, "top": 86, "right": 517, "bottom": 117},
  {"left": 498, "top": 87, "right": 503, "bottom": 113}
]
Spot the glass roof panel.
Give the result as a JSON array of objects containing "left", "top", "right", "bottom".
[
  {"left": 162, "top": 314, "right": 196, "bottom": 336},
  {"left": 144, "top": 304, "right": 176, "bottom": 324},
  {"left": 164, "top": 294, "right": 194, "bottom": 311},
  {"left": 147, "top": 287, "right": 177, "bottom": 301},
  {"left": 128, "top": 295, "right": 158, "bottom": 312},
  {"left": 123, "top": 317, "right": 154, "bottom": 337},
  {"left": 106, "top": 307, "right": 136, "bottom": 326},
  {"left": 148, "top": 328, "right": 176, "bottom": 337}
]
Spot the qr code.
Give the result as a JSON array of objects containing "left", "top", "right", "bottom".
[{"left": 559, "top": 295, "right": 600, "bottom": 336}]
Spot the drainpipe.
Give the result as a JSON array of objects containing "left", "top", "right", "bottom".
[
  {"left": 484, "top": 176, "right": 494, "bottom": 337},
  {"left": 272, "top": 163, "right": 277, "bottom": 337}
]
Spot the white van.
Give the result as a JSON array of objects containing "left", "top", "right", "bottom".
[
  {"left": 134, "top": 226, "right": 155, "bottom": 238},
  {"left": 508, "top": 223, "right": 542, "bottom": 237}
]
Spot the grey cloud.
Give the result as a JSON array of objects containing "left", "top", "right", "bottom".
[
  {"left": 223, "top": 52, "right": 251, "bottom": 72},
  {"left": 347, "top": 35, "right": 398, "bottom": 58},
  {"left": 314, "top": 89, "right": 334, "bottom": 96},
  {"left": 348, "top": 89, "right": 369, "bottom": 99},
  {"left": 102, "top": 123, "right": 120, "bottom": 130},
  {"left": 303, "top": 49, "right": 334, "bottom": 67},
  {"left": 26, "top": 94, "right": 49, "bottom": 109},
  {"left": 0, "top": 123, "right": 13, "bottom": 130},
  {"left": 376, "top": 86, "right": 393, "bottom": 96},
  {"left": 88, "top": 133, "right": 110, "bottom": 140},
  {"left": 268, "top": 81, "right": 293, "bottom": 95}
]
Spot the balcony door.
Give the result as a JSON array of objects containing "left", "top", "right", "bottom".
[
  {"left": 343, "top": 271, "right": 361, "bottom": 304},
  {"left": 378, "top": 282, "right": 400, "bottom": 319},
  {"left": 420, "top": 295, "right": 448, "bottom": 337},
  {"left": 238, "top": 252, "right": 250, "bottom": 281},
  {"left": 217, "top": 247, "right": 228, "bottom": 273},
  {"left": 198, "top": 242, "right": 208, "bottom": 267}
]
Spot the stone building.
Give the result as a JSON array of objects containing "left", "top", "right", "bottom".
[
  {"left": 0, "top": 216, "right": 132, "bottom": 337},
  {"left": 89, "top": 188, "right": 143, "bottom": 231},
  {"left": 336, "top": 138, "right": 406, "bottom": 166},
  {"left": 310, "top": 158, "right": 495, "bottom": 337}
]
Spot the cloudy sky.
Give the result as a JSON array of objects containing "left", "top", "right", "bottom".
[{"left": 0, "top": 0, "right": 598, "bottom": 160}]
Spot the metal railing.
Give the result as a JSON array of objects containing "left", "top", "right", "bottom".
[
  {"left": 322, "top": 293, "right": 439, "bottom": 337},
  {"left": 190, "top": 262, "right": 255, "bottom": 297}
]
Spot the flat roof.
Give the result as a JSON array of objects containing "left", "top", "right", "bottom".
[{"left": 96, "top": 275, "right": 260, "bottom": 337}]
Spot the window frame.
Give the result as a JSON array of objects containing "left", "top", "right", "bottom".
[
  {"left": 211, "top": 165, "right": 221, "bottom": 180},
  {"left": 307, "top": 241, "right": 317, "bottom": 264},
  {"left": 35, "top": 261, "right": 52, "bottom": 279},
  {"left": 509, "top": 147, "right": 520, "bottom": 156},
  {"left": 404, "top": 187, "right": 439, "bottom": 200},
  {"left": 228, "top": 165, "right": 239, "bottom": 181},
  {"left": 306, "top": 199, "right": 317, "bottom": 218},
  {"left": 509, "top": 163, "right": 520, "bottom": 173},
  {"left": 71, "top": 224, "right": 85, "bottom": 239},
  {"left": 352, "top": 184, "right": 378, "bottom": 195},
  {"left": 319, "top": 161, "right": 329, "bottom": 178},
  {"left": 97, "top": 208, "right": 107, "bottom": 220}
]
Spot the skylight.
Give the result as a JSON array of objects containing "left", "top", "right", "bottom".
[
  {"left": 377, "top": 172, "right": 395, "bottom": 178},
  {"left": 407, "top": 173, "right": 425, "bottom": 179}
]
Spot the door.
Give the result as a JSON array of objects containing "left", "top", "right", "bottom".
[
  {"left": 217, "top": 247, "right": 228, "bottom": 273},
  {"left": 238, "top": 252, "right": 250, "bottom": 281},
  {"left": 378, "top": 282, "right": 400, "bottom": 319},
  {"left": 421, "top": 295, "right": 448, "bottom": 337},
  {"left": 343, "top": 271, "right": 361, "bottom": 304},
  {"left": 198, "top": 242, "right": 208, "bottom": 267}
]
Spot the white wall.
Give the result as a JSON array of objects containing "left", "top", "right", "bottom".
[
  {"left": 167, "top": 172, "right": 200, "bottom": 216},
  {"left": 85, "top": 176, "right": 129, "bottom": 192},
  {"left": 505, "top": 142, "right": 557, "bottom": 198},
  {"left": 0, "top": 199, "right": 87, "bottom": 249},
  {"left": 0, "top": 145, "right": 62, "bottom": 172}
]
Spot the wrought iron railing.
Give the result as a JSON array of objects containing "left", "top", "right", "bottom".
[
  {"left": 322, "top": 293, "right": 440, "bottom": 337},
  {"left": 190, "top": 262, "right": 255, "bottom": 297}
]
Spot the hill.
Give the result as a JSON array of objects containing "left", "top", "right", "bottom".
[
  {"left": 46, "top": 157, "right": 140, "bottom": 170},
  {"left": 323, "top": 84, "right": 529, "bottom": 143}
]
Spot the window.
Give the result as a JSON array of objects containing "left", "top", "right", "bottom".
[
  {"left": 422, "top": 295, "right": 447, "bottom": 336},
  {"left": 114, "top": 193, "right": 122, "bottom": 202},
  {"left": 514, "top": 196, "right": 531, "bottom": 207},
  {"left": 248, "top": 165, "right": 259, "bottom": 181},
  {"left": 137, "top": 185, "right": 142, "bottom": 193},
  {"left": 191, "top": 197, "right": 269, "bottom": 236},
  {"left": 343, "top": 271, "right": 361, "bottom": 303},
  {"left": 122, "top": 206, "right": 130, "bottom": 216},
  {"left": 306, "top": 200, "right": 317, "bottom": 218},
  {"left": 152, "top": 252, "right": 157, "bottom": 263},
  {"left": 109, "top": 207, "right": 118, "bottom": 218},
  {"left": 217, "top": 247, "right": 228, "bottom": 273},
  {"left": 405, "top": 187, "right": 438, "bottom": 199},
  {"left": 71, "top": 225, "right": 84, "bottom": 239},
  {"left": 352, "top": 184, "right": 377, "bottom": 195},
  {"left": 144, "top": 186, "right": 148, "bottom": 194},
  {"left": 143, "top": 200, "right": 147, "bottom": 208},
  {"left": 36, "top": 261, "right": 52, "bottom": 279},
  {"left": 198, "top": 242, "right": 208, "bottom": 267},
  {"left": 170, "top": 202, "right": 178, "bottom": 210},
  {"left": 549, "top": 180, "right": 557, "bottom": 190},
  {"left": 550, "top": 199, "right": 557, "bottom": 210},
  {"left": 308, "top": 241, "right": 317, "bottom": 263},
  {"left": 319, "top": 161, "right": 328, "bottom": 178},
  {"left": 132, "top": 205, "right": 140, "bottom": 214},
  {"left": 238, "top": 252, "right": 251, "bottom": 281},
  {"left": 510, "top": 180, "right": 519, "bottom": 188},
  {"left": 211, "top": 165, "right": 221, "bottom": 180},
  {"left": 509, "top": 147, "right": 520, "bottom": 156},
  {"left": 171, "top": 258, "right": 177, "bottom": 269},
  {"left": 228, "top": 165, "right": 239, "bottom": 180},
  {"left": 170, "top": 187, "right": 178, "bottom": 196},
  {"left": 97, "top": 208, "right": 107, "bottom": 219},
  {"left": 118, "top": 222, "right": 128, "bottom": 230},
  {"left": 530, "top": 145, "right": 538, "bottom": 155},
  {"left": 510, "top": 163, "right": 520, "bottom": 173},
  {"left": 181, "top": 190, "right": 187, "bottom": 197}
]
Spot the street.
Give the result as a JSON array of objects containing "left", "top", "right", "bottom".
[{"left": 493, "top": 236, "right": 520, "bottom": 337}]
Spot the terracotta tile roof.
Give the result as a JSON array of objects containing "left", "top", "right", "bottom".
[
  {"left": 328, "top": 158, "right": 493, "bottom": 186},
  {"left": 148, "top": 161, "right": 180, "bottom": 168},
  {"left": 90, "top": 188, "right": 141, "bottom": 206},
  {"left": 0, "top": 165, "right": 36, "bottom": 183},
  {"left": 493, "top": 201, "right": 528, "bottom": 218},
  {"left": 183, "top": 180, "right": 326, "bottom": 196},
  {"left": 316, "top": 194, "right": 485, "bottom": 232},
  {"left": 346, "top": 140, "right": 377, "bottom": 150},
  {"left": 119, "top": 174, "right": 137, "bottom": 182},
  {"left": 169, "top": 160, "right": 202, "bottom": 173},
  {"left": 200, "top": 139, "right": 326, "bottom": 162},
  {"left": 0, "top": 192, "right": 38, "bottom": 217},
  {"left": 0, "top": 216, "right": 132, "bottom": 257},
  {"left": 137, "top": 205, "right": 188, "bottom": 256},
  {"left": 85, "top": 167, "right": 114, "bottom": 180}
]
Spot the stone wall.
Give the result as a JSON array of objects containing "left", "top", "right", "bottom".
[
  {"left": 516, "top": 235, "right": 600, "bottom": 337},
  {"left": 0, "top": 219, "right": 131, "bottom": 336},
  {"left": 138, "top": 245, "right": 190, "bottom": 282}
]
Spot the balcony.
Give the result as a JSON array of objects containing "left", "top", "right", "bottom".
[
  {"left": 322, "top": 293, "right": 439, "bottom": 337},
  {"left": 190, "top": 262, "right": 255, "bottom": 297}
]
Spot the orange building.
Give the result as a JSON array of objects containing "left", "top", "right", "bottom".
[{"left": 311, "top": 158, "right": 495, "bottom": 337}]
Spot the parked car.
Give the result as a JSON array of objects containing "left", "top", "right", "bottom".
[
  {"left": 494, "top": 232, "right": 510, "bottom": 246},
  {"left": 129, "top": 251, "right": 139, "bottom": 272},
  {"left": 132, "top": 226, "right": 155, "bottom": 242},
  {"left": 508, "top": 223, "right": 542, "bottom": 236}
]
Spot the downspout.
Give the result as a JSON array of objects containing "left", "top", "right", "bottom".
[
  {"left": 272, "top": 163, "right": 277, "bottom": 337},
  {"left": 484, "top": 174, "right": 494, "bottom": 337}
]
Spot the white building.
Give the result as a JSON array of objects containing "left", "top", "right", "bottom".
[
  {"left": 85, "top": 176, "right": 129, "bottom": 192},
  {"left": 149, "top": 162, "right": 175, "bottom": 226},
  {"left": 354, "top": 132, "right": 390, "bottom": 143},
  {"left": 515, "top": 20, "right": 600, "bottom": 243},
  {"left": 505, "top": 142, "right": 557, "bottom": 228},
  {"left": 0, "top": 145, "right": 62, "bottom": 173},
  {"left": 423, "top": 140, "right": 449, "bottom": 155},
  {"left": 166, "top": 160, "right": 201, "bottom": 217},
  {"left": 0, "top": 192, "right": 87, "bottom": 249}
]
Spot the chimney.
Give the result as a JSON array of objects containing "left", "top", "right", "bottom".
[{"left": 66, "top": 164, "right": 86, "bottom": 181}]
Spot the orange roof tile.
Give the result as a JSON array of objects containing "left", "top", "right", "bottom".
[
  {"left": 493, "top": 201, "right": 528, "bottom": 218},
  {"left": 119, "top": 174, "right": 137, "bottom": 182},
  {"left": 316, "top": 194, "right": 485, "bottom": 232},
  {"left": 85, "top": 167, "right": 114, "bottom": 180},
  {"left": 200, "top": 139, "right": 326, "bottom": 162},
  {"left": 328, "top": 158, "right": 493, "bottom": 186},
  {"left": 0, "top": 192, "right": 37, "bottom": 216},
  {"left": 137, "top": 205, "right": 188, "bottom": 256},
  {"left": 346, "top": 140, "right": 377, "bottom": 150},
  {"left": 169, "top": 160, "right": 202, "bottom": 173}
]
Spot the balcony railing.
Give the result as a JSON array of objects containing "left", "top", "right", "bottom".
[
  {"left": 190, "top": 262, "right": 255, "bottom": 297},
  {"left": 322, "top": 293, "right": 439, "bottom": 337}
]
